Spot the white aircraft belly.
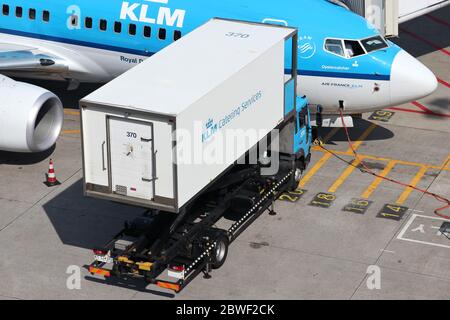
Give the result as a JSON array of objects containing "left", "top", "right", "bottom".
[
  {"left": 298, "top": 75, "right": 390, "bottom": 114},
  {"left": 0, "top": 33, "right": 392, "bottom": 115}
]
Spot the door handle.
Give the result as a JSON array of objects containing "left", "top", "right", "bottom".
[
  {"left": 101, "top": 141, "right": 106, "bottom": 171},
  {"left": 141, "top": 137, "right": 152, "bottom": 142},
  {"left": 142, "top": 177, "right": 158, "bottom": 183}
]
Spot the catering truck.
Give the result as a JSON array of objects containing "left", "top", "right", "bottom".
[{"left": 80, "top": 18, "right": 312, "bottom": 292}]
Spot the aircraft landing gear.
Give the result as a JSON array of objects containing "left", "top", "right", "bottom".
[{"left": 312, "top": 105, "right": 322, "bottom": 141}]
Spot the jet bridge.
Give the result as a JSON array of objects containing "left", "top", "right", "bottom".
[
  {"left": 340, "top": 0, "right": 450, "bottom": 37},
  {"left": 332, "top": 0, "right": 399, "bottom": 37}
]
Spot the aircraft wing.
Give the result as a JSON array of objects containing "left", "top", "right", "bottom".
[
  {"left": 399, "top": 0, "right": 450, "bottom": 23},
  {"left": 0, "top": 43, "right": 67, "bottom": 72}
]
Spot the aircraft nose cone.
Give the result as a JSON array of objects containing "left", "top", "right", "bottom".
[{"left": 390, "top": 50, "right": 438, "bottom": 105}]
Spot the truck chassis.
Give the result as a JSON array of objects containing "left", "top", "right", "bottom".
[{"left": 88, "top": 155, "right": 301, "bottom": 293}]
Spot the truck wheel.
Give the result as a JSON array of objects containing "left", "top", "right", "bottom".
[{"left": 211, "top": 234, "right": 229, "bottom": 269}]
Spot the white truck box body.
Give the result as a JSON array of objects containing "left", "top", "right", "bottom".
[{"left": 80, "top": 19, "right": 296, "bottom": 213}]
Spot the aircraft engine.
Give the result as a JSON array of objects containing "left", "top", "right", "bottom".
[{"left": 0, "top": 75, "right": 63, "bottom": 152}]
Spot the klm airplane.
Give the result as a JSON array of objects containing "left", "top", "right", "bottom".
[{"left": 0, "top": 0, "right": 440, "bottom": 152}]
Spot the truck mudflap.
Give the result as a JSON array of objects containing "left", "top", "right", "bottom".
[{"left": 87, "top": 167, "right": 296, "bottom": 293}]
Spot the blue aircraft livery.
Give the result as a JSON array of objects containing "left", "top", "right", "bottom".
[{"left": 0, "top": 0, "right": 438, "bottom": 114}]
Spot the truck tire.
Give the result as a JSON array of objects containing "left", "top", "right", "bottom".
[{"left": 211, "top": 233, "right": 229, "bottom": 269}]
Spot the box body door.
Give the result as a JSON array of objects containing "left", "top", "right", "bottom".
[{"left": 108, "top": 117, "right": 155, "bottom": 200}]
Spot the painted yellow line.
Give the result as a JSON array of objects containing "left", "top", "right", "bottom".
[
  {"left": 346, "top": 123, "right": 378, "bottom": 153},
  {"left": 298, "top": 128, "right": 340, "bottom": 188},
  {"left": 328, "top": 157, "right": 363, "bottom": 193},
  {"left": 325, "top": 124, "right": 376, "bottom": 193},
  {"left": 64, "top": 109, "right": 80, "bottom": 116},
  {"left": 61, "top": 130, "right": 81, "bottom": 135},
  {"left": 395, "top": 166, "right": 429, "bottom": 205},
  {"left": 298, "top": 153, "right": 331, "bottom": 188},
  {"left": 314, "top": 148, "right": 450, "bottom": 172},
  {"left": 441, "top": 154, "right": 450, "bottom": 169},
  {"left": 361, "top": 160, "right": 397, "bottom": 199}
]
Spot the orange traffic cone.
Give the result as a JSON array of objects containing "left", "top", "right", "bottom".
[{"left": 44, "top": 159, "right": 61, "bottom": 187}]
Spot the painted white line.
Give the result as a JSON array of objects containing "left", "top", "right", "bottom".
[
  {"left": 380, "top": 249, "right": 396, "bottom": 254},
  {"left": 408, "top": 209, "right": 425, "bottom": 213},
  {"left": 396, "top": 237, "right": 450, "bottom": 249},
  {"left": 397, "top": 214, "right": 418, "bottom": 240},
  {"left": 411, "top": 214, "right": 450, "bottom": 222},
  {"left": 397, "top": 214, "right": 450, "bottom": 249}
]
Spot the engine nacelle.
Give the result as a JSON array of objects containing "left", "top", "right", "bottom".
[{"left": 0, "top": 76, "right": 63, "bottom": 152}]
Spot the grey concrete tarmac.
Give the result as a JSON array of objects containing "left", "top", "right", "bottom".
[{"left": 0, "top": 7, "right": 449, "bottom": 299}]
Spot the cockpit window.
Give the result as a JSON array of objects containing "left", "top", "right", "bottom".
[
  {"left": 344, "top": 40, "right": 365, "bottom": 57},
  {"left": 361, "top": 36, "right": 388, "bottom": 52},
  {"left": 325, "top": 39, "right": 345, "bottom": 57}
]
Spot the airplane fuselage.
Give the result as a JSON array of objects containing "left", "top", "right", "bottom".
[{"left": 0, "top": 0, "right": 438, "bottom": 114}]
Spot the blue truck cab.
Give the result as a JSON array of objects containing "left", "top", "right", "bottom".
[
  {"left": 278, "top": 74, "right": 312, "bottom": 190},
  {"left": 295, "top": 95, "right": 312, "bottom": 162}
]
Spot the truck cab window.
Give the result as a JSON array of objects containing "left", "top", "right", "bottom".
[
  {"left": 299, "top": 110, "right": 306, "bottom": 128},
  {"left": 2, "top": 4, "right": 9, "bottom": 15},
  {"left": 325, "top": 39, "right": 344, "bottom": 57},
  {"left": 344, "top": 40, "right": 365, "bottom": 58}
]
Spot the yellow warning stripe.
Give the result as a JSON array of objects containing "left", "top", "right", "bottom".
[
  {"left": 361, "top": 160, "right": 397, "bottom": 199},
  {"left": 61, "top": 130, "right": 81, "bottom": 135},
  {"left": 396, "top": 166, "right": 429, "bottom": 205},
  {"left": 136, "top": 262, "right": 153, "bottom": 271},
  {"left": 64, "top": 109, "right": 80, "bottom": 116}
]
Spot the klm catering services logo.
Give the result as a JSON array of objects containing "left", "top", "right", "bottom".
[{"left": 202, "top": 118, "right": 218, "bottom": 143}]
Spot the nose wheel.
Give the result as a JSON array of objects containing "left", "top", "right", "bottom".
[
  {"left": 316, "top": 105, "right": 323, "bottom": 128},
  {"left": 313, "top": 105, "right": 322, "bottom": 142}
]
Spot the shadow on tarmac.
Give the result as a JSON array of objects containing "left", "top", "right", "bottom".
[
  {"left": 391, "top": 6, "right": 450, "bottom": 58},
  {"left": 319, "top": 118, "right": 395, "bottom": 145},
  {"left": 428, "top": 97, "right": 450, "bottom": 112},
  {"left": 83, "top": 273, "right": 175, "bottom": 298},
  {"left": 0, "top": 144, "right": 56, "bottom": 165},
  {"left": 43, "top": 179, "right": 145, "bottom": 250}
]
